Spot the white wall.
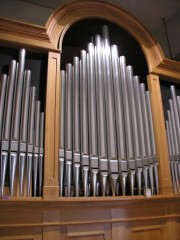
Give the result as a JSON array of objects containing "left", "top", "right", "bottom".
[
  {"left": 0, "top": 0, "right": 52, "bottom": 25},
  {"left": 154, "top": 8, "right": 180, "bottom": 59}
]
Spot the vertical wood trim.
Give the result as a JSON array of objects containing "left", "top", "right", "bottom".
[
  {"left": 43, "top": 211, "right": 60, "bottom": 240},
  {"left": 43, "top": 51, "right": 60, "bottom": 199},
  {"left": 147, "top": 74, "right": 173, "bottom": 195}
]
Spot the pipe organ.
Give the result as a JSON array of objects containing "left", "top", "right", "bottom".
[
  {"left": 59, "top": 26, "right": 159, "bottom": 197},
  {"left": 166, "top": 85, "right": 180, "bottom": 194},
  {"left": 0, "top": 49, "right": 44, "bottom": 198},
  {"left": 1, "top": 2, "right": 180, "bottom": 239}
]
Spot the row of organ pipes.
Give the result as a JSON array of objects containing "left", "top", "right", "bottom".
[
  {"left": 59, "top": 26, "right": 159, "bottom": 197},
  {"left": 0, "top": 49, "right": 44, "bottom": 198},
  {"left": 166, "top": 85, "right": 180, "bottom": 194}
]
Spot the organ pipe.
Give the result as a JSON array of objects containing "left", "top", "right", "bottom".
[
  {"left": 0, "top": 49, "right": 44, "bottom": 198},
  {"left": 166, "top": 86, "right": 180, "bottom": 194},
  {"left": 59, "top": 25, "right": 159, "bottom": 197}
]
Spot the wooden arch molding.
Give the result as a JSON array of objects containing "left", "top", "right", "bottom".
[{"left": 46, "top": 0, "right": 165, "bottom": 73}]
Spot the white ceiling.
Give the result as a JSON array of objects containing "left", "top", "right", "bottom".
[{"left": 20, "top": 0, "right": 180, "bottom": 33}]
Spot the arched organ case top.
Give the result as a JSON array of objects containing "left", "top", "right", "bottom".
[
  {"left": 165, "top": 85, "right": 180, "bottom": 194},
  {"left": 0, "top": 49, "right": 45, "bottom": 198},
  {"left": 59, "top": 25, "right": 159, "bottom": 197}
]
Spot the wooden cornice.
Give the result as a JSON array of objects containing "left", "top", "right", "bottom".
[
  {"left": 152, "top": 58, "right": 180, "bottom": 82},
  {"left": 0, "top": 17, "right": 58, "bottom": 52},
  {"left": 45, "top": 0, "right": 165, "bottom": 72}
]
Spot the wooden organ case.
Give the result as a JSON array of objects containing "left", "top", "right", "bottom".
[{"left": 0, "top": 1, "right": 180, "bottom": 240}]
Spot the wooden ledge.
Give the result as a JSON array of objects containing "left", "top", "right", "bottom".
[{"left": 0, "top": 194, "right": 179, "bottom": 208}]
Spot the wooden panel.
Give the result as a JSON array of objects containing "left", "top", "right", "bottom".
[
  {"left": 124, "top": 205, "right": 165, "bottom": 219},
  {"left": 43, "top": 51, "right": 60, "bottom": 199},
  {"left": 66, "top": 224, "right": 111, "bottom": 240},
  {"left": 130, "top": 219, "right": 167, "bottom": 240},
  {"left": 165, "top": 219, "right": 179, "bottom": 240},
  {"left": 147, "top": 74, "right": 173, "bottom": 194},
  {"left": 43, "top": 211, "right": 60, "bottom": 240},
  {"left": 0, "top": 227, "right": 42, "bottom": 240},
  {"left": 111, "top": 222, "right": 130, "bottom": 240},
  {"left": 0, "top": 198, "right": 180, "bottom": 239},
  {"left": 131, "top": 225, "right": 163, "bottom": 240},
  {"left": 59, "top": 208, "right": 111, "bottom": 223},
  {"left": 177, "top": 219, "right": 180, "bottom": 239},
  {"left": 67, "top": 234, "right": 105, "bottom": 240}
]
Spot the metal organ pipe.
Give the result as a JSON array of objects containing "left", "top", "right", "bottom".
[
  {"left": 1, "top": 60, "right": 17, "bottom": 197},
  {"left": 65, "top": 63, "right": 73, "bottom": 197},
  {"left": 19, "top": 70, "right": 31, "bottom": 196},
  {"left": 59, "top": 25, "right": 159, "bottom": 197},
  {"left": 72, "top": 56, "right": 81, "bottom": 197},
  {"left": 126, "top": 68, "right": 143, "bottom": 196},
  {"left": 27, "top": 87, "right": 36, "bottom": 197},
  {"left": 146, "top": 91, "right": 159, "bottom": 194},
  {"left": 80, "top": 50, "right": 90, "bottom": 197},
  {"left": 95, "top": 34, "right": 109, "bottom": 196},
  {"left": 59, "top": 70, "right": 65, "bottom": 197},
  {"left": 165, "top": 86, "right": 180, "bottom": 194},
  {"left": 0, "top": 49, "right": 45, "bottom": 198},
  {"left": 111, "top": 45, "right": 127, "bottom": 196},
  {"left": 87, "top": 43, "right": 99, "bottom": 196},
  {"left": 103, "top": 26, "right": 119, "bottom": 197},
  {"left": 119, "top": 57, "right": 136, "bottom": 196}
]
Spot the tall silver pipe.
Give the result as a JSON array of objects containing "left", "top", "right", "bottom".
[
  {"left": 27, "top": 87, "right": 36, "bottom": 196},
  {"left": 111, "top": 45, "right": 127, "bottom": 196},
  {"left": 80, "top": 50, "right": 90, "bottom": 197},
  {"left": 72, "top": 57, "right": 81, "bottom": 197},
  {"left": 0, "top": 74, "right": 7, "bottom": 141},
  {"left": 176, "top": 96, "right": 180, "bottom": 184},
  {"left": 126, "top": 67, "right": 143, "bottom": 196},
  {"left": 166, "top": 119, "right": 177, "bottom": 193},
  {"left": 59, "top": 70, "right": 65, "bottom": 197},
  {"left": 11, "top": 49, "right": 26, "bottom": 141},
  {"left": 0, "top": 74, "right": 7, "bottom": 198},
  {"left": 87, "top": 43, "right": 99, "bottom": 196},
  {"left": 119, "top": 56, "right": 136, "bottom": 196},
  {"left": 102, "top": 33, "right": 118, "bottom": 196},
  {"left": 1, "top": 60, "right": 16, "bottom": 196},
  {"left": 170, "top": 86, "right": 180, "bottom": 147},
  {"left": 170, "top": 87, "right": 180, "bottom": 189},
  {"left": 10, "top": 48, "right": 26, "bottom": 196},
  {"left": 39, "top": 112, "right": 44, "bottom": 196},
  {"left": 176, "top": 95, "right": 180, "bottom": 119},
  {"left": 65, "top": 63, "right": 73, "bottom": 197},
  {"left": 133, "top": 76, "right": 149, "bottom": 193},
  {"left": 19, "top": 70, "right": 31, "bottom": 196},
  {"left": 33, "top": 101, "right": 40, "bottom": 197},
  {"left": 95, "top": 35, "right": 108, "bottom": 196},
  {"left": 146, "top": 91, "right": 159, "bottom": 194},
  {"left": 167, "top": 110, "right": 178, "bottom": 193},
  {"left": 168, "top": 100, "right": 179, "bottom": 192},
  {"left": 139, "top": 83, "right": 154, "bottom": 194}
]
